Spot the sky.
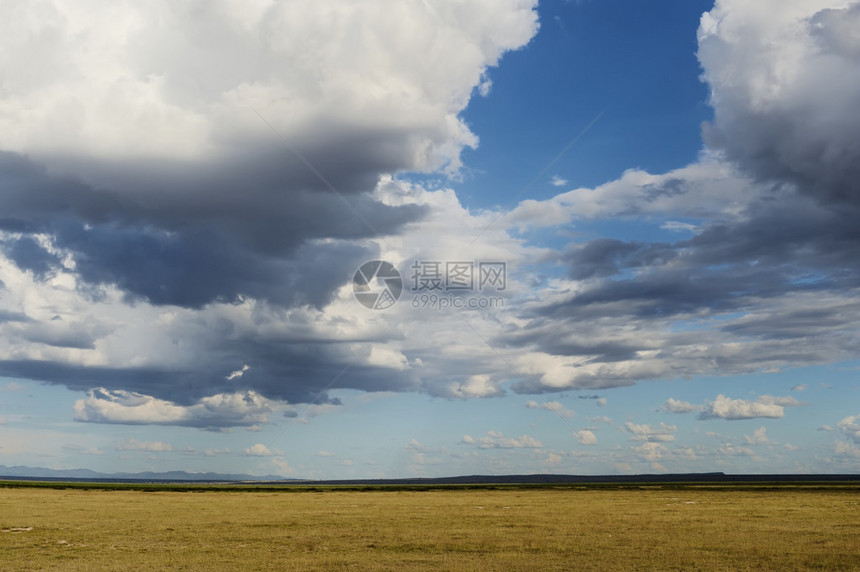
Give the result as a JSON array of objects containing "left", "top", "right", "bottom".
[{"left": 1, "top": 0, "right": 860, "bottom": 479}]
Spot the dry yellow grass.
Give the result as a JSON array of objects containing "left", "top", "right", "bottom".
[{"left": 1, "top": 484, "right": 858, "bottom": 570}]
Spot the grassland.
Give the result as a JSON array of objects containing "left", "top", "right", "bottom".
[{"left": 1, "top": 482, "right": 858, "bottom": 570}]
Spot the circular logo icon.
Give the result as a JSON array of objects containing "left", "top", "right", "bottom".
[{"left": 353, "top": 260, "right": 402, "bottom": 310}]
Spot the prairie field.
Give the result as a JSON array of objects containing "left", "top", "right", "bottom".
[{"left": 0, "top": 483, "right": 858, "bottom": 571}]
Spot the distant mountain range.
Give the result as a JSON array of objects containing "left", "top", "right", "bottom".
[
  {"left": 2, "top": 465, "right": 858, "bottom": 485},
  {"left": 0, "top": 464, "right": 291, "bottom": 482}
]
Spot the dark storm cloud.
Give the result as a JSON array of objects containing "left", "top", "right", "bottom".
[
  {"left": 0, "top": 151, "right": 424, "bottom": 308},
  {"left": 0, "top": 339, "right": 419, "bottom": 407},
  {"left": 2, "top": 236, "right": 63, "bottom": 280},
  {"left": 0, "top": 0, "right": 543, "bottom": 424}
]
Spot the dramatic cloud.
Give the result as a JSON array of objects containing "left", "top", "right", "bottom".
[
  {"left": 700, "top": 0, "right": 860, "bottom": 206},
  {"left": 0, "top": 0, "right": 540, "bottom": 419},
  {"left": 489, "top": 0, "right": 860, "bottom": 398},
  {"left": 2, "top": 0, "right": 860, "bottom": 445}
]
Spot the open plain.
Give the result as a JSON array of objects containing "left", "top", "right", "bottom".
[{"left": 0, "top": 482, "right": 858, "bottom": 570}]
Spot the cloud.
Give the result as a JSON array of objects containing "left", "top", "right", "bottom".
[
  {"left": 0, "top": 0, "right": 540, "bottom": 411},
  {"left": 743, "top": 426, "right": 773, "bottom": 445},
  {"left": 242, "top": 443, "right": 278, "bottom": 457},
  {"left": 444, "top": 375, "right": 505, "bottom": 399},
  {"left": 525, "top": 400, "right": 574, "bottom": 418},
  {"left": 835, "top": 441, "right": 860, "bottom": 458},
  {"left": 114, "top": 439, "right": 173, "bottom": 453},
  {"left": 660, "top": 398, "right": 701, "bottom": 414},
  {"left": 715, "top": 443, "right": 755, "bottom": 457},
  {"left": 661, "top": 221, "right": 698, "bottom": 233},
  {"left": 791, "top": 384, "right": 807, "bottom": 391},
  {"left": 633, "top": 442, "right": 667, "bottom": 462},
  {"left": 227, "top": 365, "right": 250, "bottom": 381},
  {"left": 73, "top": 388, "right": 274, "bottom": 429},
  {"left": 624, "top": 422, "right": 676, "bottom": 443},
  {"left": 462, "top": 431, "right": 542, "bottom": 449},
  {"left": 699, "top": 0, "right": 860, "bottom": 206},
  {"left": 492, "top": 0, "right": 860, "bottom": 398},
  {"left": 837, "top": 415, "right": 860, "bottom": 444},
  {"left": 550, "top": 175, "right": 568, "bottom": 187},
  {"left": 507, "top": 157, "right": 754, "bottom": 226},
  {"left": 2, "top": 0, "right": 860, "bottom": 432},
  {"left": 574, "top": 430, "right": 597, "bottom": 445},
  {"left": 698, "top": 394, "right": 799, "bottom": 420}
]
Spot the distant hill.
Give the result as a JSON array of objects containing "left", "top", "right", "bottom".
[{"left": 0, "top": 464, "right": 291, "bottom": 482}]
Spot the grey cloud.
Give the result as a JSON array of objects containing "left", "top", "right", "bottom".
[
  {"left": 0, "top": 152, "right": 425, "bottom": 309},
  {"left": 2, "top": 236, "right": 63, "bottom": 280},
  {"left": 700, "top": 2, "right": 860, "bottom": 206}
]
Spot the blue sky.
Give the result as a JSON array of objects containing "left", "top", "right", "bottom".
[{"left": 1, "top": 0, "right": 860, "bottom": 478}]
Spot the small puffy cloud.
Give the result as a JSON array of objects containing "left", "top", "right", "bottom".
[
  {"left": 525, "top": 400, "right": 574, "bottom": 418},
  {"left": 114, "top": 439, "right": 173, "bottom": 452},
  {"left": 242, "top": 443, "right": 277, "bottom": 457},
  {"left": 462, "top": 431, "right": 542, "bottom": 449},
  {"left": 545, "top": 452, "right": 563, "bottom": 465},
  {"left": 660, "top": 398, "right": 701, "bottom": 414},
  {"left": 315, "top": 450, "right": 335, "bottom": 457},
  {"left": 625, "top": 422, "right": 676, "bottom": 442},
  {"left": 698, "top": 394, "right": 798, "bottom": 420},
  {"left": 743, "top": 426, "right": 773, "bottom": 445},
  {"left": 837, "top": 415, "right": 860, "bottom": 444},
  {"left": 226, "top": 365, "right": 250, "bottom": 381},
  {"left": 574, "top": 430, "right": 597, "bottom": 445},
  {"left": 791, "top": 384, "right": 807, "bottom": 392},
  {"left": 550, "top": 175, "right": 568, "bottom": 187},
  {"left": 818, "top": 425, "right": 835, "bottom": 432},
  {"left": 592, "top": 416, "right": 612, "bottom": 424},
  {"left": 442, "top": 375, "right": 504, "bottom": 399},
  {"left": 633, "top": 442, "right": 667, "bottom": 462}
]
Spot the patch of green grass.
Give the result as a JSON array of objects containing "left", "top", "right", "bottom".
[{"left": 0, "top": 484, "right": 857, "bottom": 570}]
